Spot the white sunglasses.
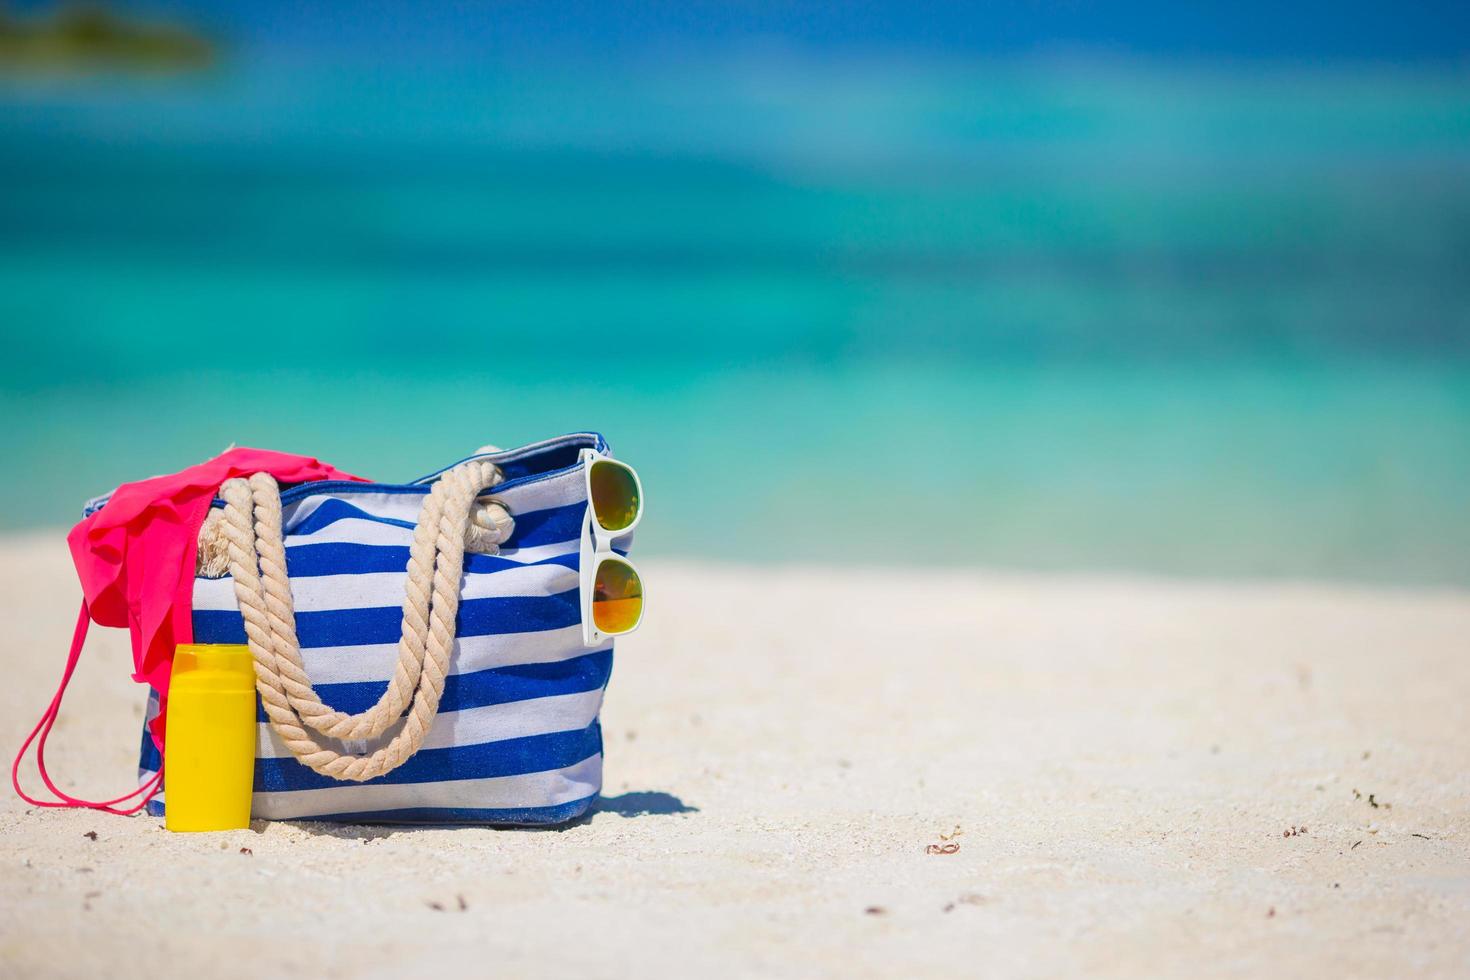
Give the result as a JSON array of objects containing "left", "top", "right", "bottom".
[{"left": 578, "top": 449, "right": 645, "bottom": 646}]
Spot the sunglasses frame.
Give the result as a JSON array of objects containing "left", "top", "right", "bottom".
[{"left": 578, "top": 449, "right": 646, "bottom": 646}]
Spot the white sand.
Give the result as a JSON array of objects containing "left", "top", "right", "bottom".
[{"left": 2, "top": 532, "right": 1468, "bottom": 978}]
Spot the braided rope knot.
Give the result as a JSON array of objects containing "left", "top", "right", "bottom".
[{"left": 218, "top": 458, "right": 512, "bottom": 782}]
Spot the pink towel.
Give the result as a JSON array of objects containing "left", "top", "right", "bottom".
[
  {"left": 13, "top": 449, "right": 367, "bottom": 813},
  {"left": 68, "top": 448, "right": 367, "bottom": 741}
]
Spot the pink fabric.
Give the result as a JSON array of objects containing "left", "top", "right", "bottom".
[{"left": 66, "top": 448, "right": 367, "bottom": 746}]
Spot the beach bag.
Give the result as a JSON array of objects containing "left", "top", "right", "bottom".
[{"left": 19, "top": 433, "right": 627, "bottom": 826}]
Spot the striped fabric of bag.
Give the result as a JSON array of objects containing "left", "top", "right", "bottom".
[{"left": 137, "top": 433, "right": 621, "bottom": 825}]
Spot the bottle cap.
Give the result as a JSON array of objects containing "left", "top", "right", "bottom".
[{"left": 173, "top": 643, "right": 254, "bottom": 675}]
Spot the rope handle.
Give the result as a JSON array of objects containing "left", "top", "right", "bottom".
[{"left": 222, "top": 458, "right": 514, "bottom": 782}]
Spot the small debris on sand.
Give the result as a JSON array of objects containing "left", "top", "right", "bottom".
[
  {"left": 925, "top": 843, "right": 960, "bottom": 855},
  {"left": 865, "top": 906, "right": 886, "bottom": 916},
  {"left": 239, "top": 847, "right": 253, "bottom": 856},
  {"left": 83, "top": 831, "right": 97, "bottom": 841}
]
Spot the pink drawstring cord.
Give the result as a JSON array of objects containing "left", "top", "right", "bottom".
[{"left": 11, "top": 602, "right": 163, "bottom": 815}]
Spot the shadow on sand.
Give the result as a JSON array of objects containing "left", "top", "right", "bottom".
[
  {"left": 592, "top": 791, "right": 698, "bottom": 817},
  {"left": 273, "top": 790, "right": 698, "bottom": 839}
]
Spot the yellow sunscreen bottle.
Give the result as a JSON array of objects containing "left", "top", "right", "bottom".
[{"left": 164, "top": 644, "right": 257, "bottom": 832}]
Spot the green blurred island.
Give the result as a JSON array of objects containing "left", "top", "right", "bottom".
[{"left": 0, "top": 3, "right": 214, "bottom": 72}]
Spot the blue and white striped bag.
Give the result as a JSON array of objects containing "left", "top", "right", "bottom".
[{"left": 138, "top": 432, "right": 623, "bottom": 825}]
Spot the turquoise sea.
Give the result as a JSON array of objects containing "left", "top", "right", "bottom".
[{"left": 1, "top": 54, "right": 1467, "bottom": 585}]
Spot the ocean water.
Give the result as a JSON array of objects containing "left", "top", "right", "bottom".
[{"left": 1, "top": 54, "right": 1467, "bottom": 585}]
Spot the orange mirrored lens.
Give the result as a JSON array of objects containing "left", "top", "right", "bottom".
[
  {"left": 593, "top": 559, "right": 643, "bottom": 634},
  {"left": 590, "top": 459, "right": 640, "bottom": 532}
]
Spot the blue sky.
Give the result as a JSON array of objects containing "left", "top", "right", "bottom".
[{"left": 17, "top": 0, "right": 1470, "bottom": 63}]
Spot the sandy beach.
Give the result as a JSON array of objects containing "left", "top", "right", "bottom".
[{"left": 1, "top": 531, "right": 1468, "bottom": 978}]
